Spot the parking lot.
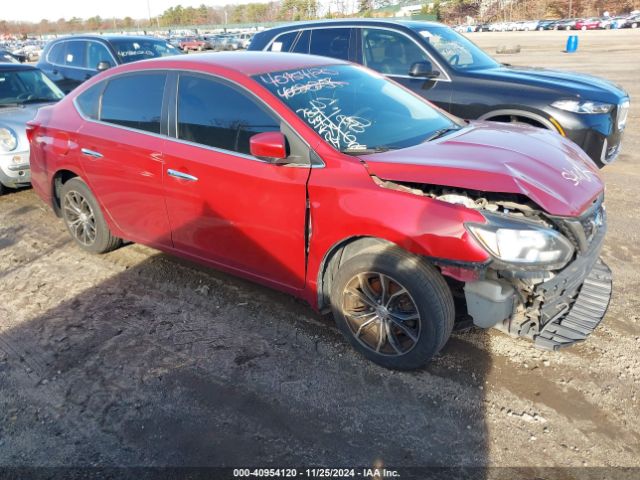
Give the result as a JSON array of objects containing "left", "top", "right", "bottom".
[{"left": 0, "top": 28, "right": 639, "bottom": 469}]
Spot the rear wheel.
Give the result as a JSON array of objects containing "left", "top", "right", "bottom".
[
  {"left": 330, "top": 247, "right": 454, "bottom": 370},
  {"left": 60, "top": 178, "right": 122, "bottom": 254}
]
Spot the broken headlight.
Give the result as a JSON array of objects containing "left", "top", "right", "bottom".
[{"left": 467, "top": 213, "right": 574, "bottom": 270}]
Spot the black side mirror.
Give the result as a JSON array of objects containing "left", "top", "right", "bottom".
[
  {"left": 96, "top": 61, "right": 112, "bottom": 72},
  {"left": 409, "top": 61, "right": 440, "bottom": 79}
]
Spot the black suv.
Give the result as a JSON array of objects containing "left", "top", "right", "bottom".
[
  {"left": 249, "top": 19, "right": 630, "bottom": 167},
  {"left": 37, "top": 35, "right": 181, "bottom": 93}
]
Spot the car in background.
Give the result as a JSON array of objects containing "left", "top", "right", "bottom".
[
  {"left": 536, "top": 20, "right": 558, "bottom": 30},
  {"left": 249, "top": 19, "right": 629, "bottom": 167},
  {"left": 219, "top": 35, "right": 242, "bottom": 50},
  {"left": 237, "top": 32, "right": 254, "bottom": 48},
  {"left": 574, "top": 18, "right": 601, "bottom": 30},
  {"left": 37, "top": 35, "right": 182, "bottom": 93},
  {"left": 0, "top": 63, "right": 64, "bottom": 194},
  {"left": 178, "top": 36, "right": 213, "bottom": 52},
  {"left": 518, "top": 20, "right": 540, "bottom": 31},
  {"left": 28, "top": 52, "right": 612, "bottom": 369},
  {"left": 555, "top": 18, "right": 577, "bottom": 30},
  {"left": 475, "top": 23, "right": 492, "bottom": 32},
  {"left": 621, "top": 14, "right": 640, "bottom": 28}
]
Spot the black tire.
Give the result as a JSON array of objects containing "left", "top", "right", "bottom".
[
  {"left": 0, "top": 182, "right": 6, "bottom": 195},
  {"left": 60, "top": 177, "right": 122, "bottom": 254},
  {"left": 330, "top": 247, "right": 454, "bottom": 370}
]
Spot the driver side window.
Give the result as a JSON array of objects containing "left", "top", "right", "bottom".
[
  {"left": 87, "top": 42, "right": 113, "bottom": 71},
  {"left": 362, "top": 29, "right": 432, "bottom": 77}
]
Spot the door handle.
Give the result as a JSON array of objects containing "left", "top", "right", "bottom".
[
  {"left": 167, "top": 169, "right": 198, "bottom": 182},
  {"left": 81, "top": 148, "right": 103, "bottom": 159}
]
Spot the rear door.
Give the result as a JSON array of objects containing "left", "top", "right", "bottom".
[
  {"left": 161, "top": 72, "right": 310, "bottom": 290},
  {"left": 305, "top": 27, "right": 356, "bottom": 62},
  {"left": 74, "top": 72, "right": 172, "bottom": 247}
]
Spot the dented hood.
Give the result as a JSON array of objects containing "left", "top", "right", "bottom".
[{"left": 360, "top": 122, "right": 604, "bottom": 217}]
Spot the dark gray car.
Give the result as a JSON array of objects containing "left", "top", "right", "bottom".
[{"left": 37, "top": 35, "right": 181, "bottom": 93}]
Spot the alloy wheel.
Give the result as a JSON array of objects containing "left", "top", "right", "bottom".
[
  {"left": 63, "top": 190, "right": 97, "bottom": 246},
  {"left": 341, "top": 272, "right": 421, "bottom": 356}
]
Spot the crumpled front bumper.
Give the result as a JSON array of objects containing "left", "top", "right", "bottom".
[
  {"left": 463, "top": 199, "right": 611, "bottom": 351},
  {"left": 534, "top": 259, "right": 611, "bottom": 350}
]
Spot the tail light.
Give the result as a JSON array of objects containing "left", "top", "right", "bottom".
[{"left": 25, "top": 122, "right": 37, "bottom": 144}]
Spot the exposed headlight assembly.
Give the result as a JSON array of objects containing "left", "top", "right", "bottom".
[
  {"left": 467, "top": 213, "right": 574, "bottom": 270},
  {"left": 0, "top": 127, "right": 18, "bottom": 152},
  {"left": 551, "top": 99, "right": 613, "bottom": 114}
]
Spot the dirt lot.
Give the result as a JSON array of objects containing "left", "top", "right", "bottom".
[{"left": 0, "top": 29, "right": 639, "bottom": 472}]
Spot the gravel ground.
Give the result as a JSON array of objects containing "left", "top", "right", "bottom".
[{"left": 0, "top": 29, "right": 639, "bottom": 471}]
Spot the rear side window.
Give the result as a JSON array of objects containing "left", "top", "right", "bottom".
[
  {"left": 309, "top": 28, "right": 352, "bottom": 61},
  {"left": 100, "top": 73, "right": 166, "bottom": 134},
  {"left": 268, "top": 31, "right": 297, "bottom": 52},
  {"left": 64, "top": 41, "right": 87, "bottom": 68},
  {"left": 177, "top": 74, "right": 279, "bottom": 155},
  {"left": 75, "top": 83, "right": 103, "bottom": 120},
  {"left": 47, "top": 42, "right": 66, "bottom": 65}
]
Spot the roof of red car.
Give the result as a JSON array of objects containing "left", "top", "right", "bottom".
[{"left": 138, "top": 51, "right": 349, "bottom": 76}]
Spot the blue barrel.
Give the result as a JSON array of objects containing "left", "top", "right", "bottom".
[{"left": 566, "top": 35, "right": 579, "bottom": 53}]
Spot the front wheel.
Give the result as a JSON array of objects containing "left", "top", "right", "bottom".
[
  {"left": 330, "top": 247, "right": 454, "bottom": 370},
  {"left": 60, "top": 178, "right": 122, "bottom": 254}
]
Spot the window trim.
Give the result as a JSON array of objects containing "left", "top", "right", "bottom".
[
  {"left": 71, "top": 68, "right": 322, "bottom": 168},
  {"left": 264, "top": 25, "right": 451, "bottom": 83},
  {"left": 46, "top": 38, "right": 118, "bottom": 71}
]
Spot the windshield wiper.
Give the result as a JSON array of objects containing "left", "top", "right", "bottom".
[
  {"left": 0, "top": 103, "right": 23, "bottom": 108},
  {"left": 424, "top": 126, "right": 460, "bottom": 142},
  {"left": 341, "top": 146, "right": 395, "bottom": 156},
  {"left": 21, "top": 97, "right": 57, "bottom": 104}
]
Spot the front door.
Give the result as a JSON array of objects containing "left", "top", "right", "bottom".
[{"left": 162, "top": 73, "right": 310, "bottom": 290}]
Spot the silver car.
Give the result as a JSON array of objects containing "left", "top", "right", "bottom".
[{"left": 0, "top": 64, "right": 63, "bottom": 194}]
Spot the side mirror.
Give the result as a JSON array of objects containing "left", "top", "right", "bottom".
[
  {"left": 250, "top": 131, "right": 289, "bottom": 163},
  {"left": 96, "top": 61, "right": 112, "bottom": 72},
  {"left": 409, "top": 61, "right": 440, "bottom": 79}
]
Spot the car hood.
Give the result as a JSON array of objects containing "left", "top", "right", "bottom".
[
  {"left": 360, "top": 122, "right": 604, "bottom": 217},
  {"left": 0, "top": 103, "right": 53, "bottom": 150},
  {"left": 471, "top": 65, "right": 628, "bottom": 103},
  {"left": 0, "top": 104, "right": 44, "bottom": 131}
]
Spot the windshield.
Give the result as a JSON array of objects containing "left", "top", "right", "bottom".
[
  {"left": 412, "top": 26, "right": 500, "bottom": 71},
  {"left": 109, "top": 38, "right": 181, "bottom": 64},
  {"left": 0, "top": 69, "right": 64, "bottom": 106},
  {"left": 1, "top": 51, "right": 20, "bottom": 64},
  {"left": 254, "top": 65, "right": 458, "bottom": 153}
]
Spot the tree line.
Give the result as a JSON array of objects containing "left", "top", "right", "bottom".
[{"left": 1, "top": 0, "right": 640, "bottom": 36}]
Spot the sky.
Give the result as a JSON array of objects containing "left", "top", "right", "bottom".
[{"left": 2, "top": 0, "right": 272, "bottom": 23}]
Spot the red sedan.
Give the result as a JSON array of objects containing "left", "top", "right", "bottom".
[
  {"left": 178, "top": 36, "right": 211, "bottom": 51},
  {"left": 574, "top": 18, "right": 601, "bottom": 30},
  {"left": 27, "top": 53, "right": 610, "bottom": 369}
]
